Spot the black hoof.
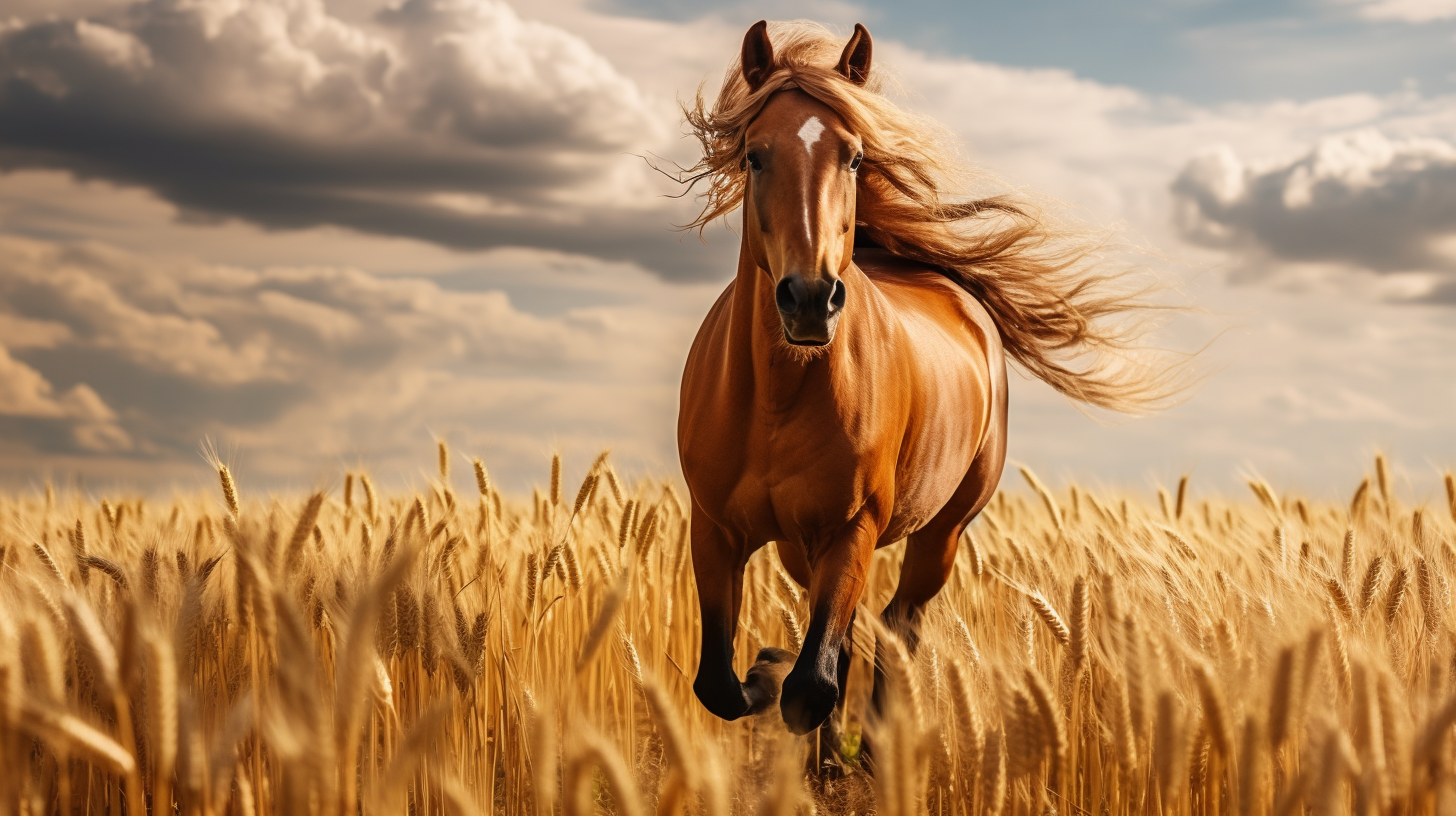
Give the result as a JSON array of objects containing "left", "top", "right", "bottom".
[
  {"left": 693, "top": 671, "right": 752, "bottom": 721},
  {"left": 780, "top": 666, "right": 838, "bottom": 735}
]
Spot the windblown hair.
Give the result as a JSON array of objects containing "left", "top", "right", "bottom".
[{"left": 681, "top": 21, "right": 1187, "bottom": 413}]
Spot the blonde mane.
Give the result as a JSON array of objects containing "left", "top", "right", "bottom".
[{"left": 681, "top": 21, "right": 1185, "bottom": 413}]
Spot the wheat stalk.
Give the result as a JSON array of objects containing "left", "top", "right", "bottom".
[
  {"left": 1384, "top": 566, "right": 1409, "bottom": 627},
  {"left": 1019, "top": 465, "right": 1065, "bottom": 535},
  {"left": 1, "top": 449, "right": 1453, "bottom": 816},
  {"left": 1027, "top": 590, "right": 1071, "bottom": 649},
  {"left": 218, "top": 464, "right": 240, "bottom": 518},
  {"left": 1358, "top": 555, "right": 1385, "bottom": 616}
]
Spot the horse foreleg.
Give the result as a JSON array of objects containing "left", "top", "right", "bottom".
[
  {"left": 812, "top": 609, "right": 856, "bottom": 775},
  {"left": 780, "top": 522, "right": 876, "bottom": 735},
  {"left": 690, "top": 511, "right": 767, "bottom": 721},
  {"left": 776, "top": 541, "right": 853, "bottom": 773}
]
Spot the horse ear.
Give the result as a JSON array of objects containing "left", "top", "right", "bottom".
[
  {"left": 837, "top": 23, "right": 872, "bottom": 86},
  {"left": 741, "top": 20, "right": 774, "bottom": 92}
]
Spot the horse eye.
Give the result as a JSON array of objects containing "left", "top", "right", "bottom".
[
  {"left": 746, "top": 151, "right": 763, "bottom": 172},
  {"left": 849, "top": 151, "right": 864, "bottom": 171}
]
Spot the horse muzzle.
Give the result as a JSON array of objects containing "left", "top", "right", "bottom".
[{"left": 775, "top": 274, "right": 846, "bottom": 346}]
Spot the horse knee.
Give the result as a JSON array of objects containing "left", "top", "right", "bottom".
[{"left": 780, "top": 662, "right": 839, "bottom": 735}]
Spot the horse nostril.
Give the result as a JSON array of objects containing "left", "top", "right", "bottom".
[
  {"left": 775, "top": 276, "right": 805, "bottom": 315},
  {"left": 829, "top": 279, "right": 846, "bottom": 313}
]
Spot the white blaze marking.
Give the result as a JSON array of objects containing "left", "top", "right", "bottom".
[
  {"left": 795, "top": 117, "right": 826, "bottom": 245},
  {"left": 797, "top": 116, "right": 825, "bottom": 153}
]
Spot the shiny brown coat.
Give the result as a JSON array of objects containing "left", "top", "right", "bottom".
[{"left": 678, "top": 21, "right": 1007, "bottom": 737}]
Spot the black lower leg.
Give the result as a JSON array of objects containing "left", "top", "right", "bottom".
[
  {"left": 883, "top": 599, "right": 926, "bottom": 652},
  {"left": 809, "top": 617, "right": 850, "bottom": 775},
  {"left": 781, "top": 526, "right": 873, "bottom": 736},
  {"left": 812, "top": 614, "right": 857, "bottom": 775},
  {"left": 871, "top": 600, "right": 926, "bottom": 716},
  {"left": 690, "top": 515, "right": 758, "bottom": 721},
  {"left": 780, "top": 613, "right": 842, "bottom": 735},
  {"left": 693, "top": 632, "right": 751, "bottom": 720}
]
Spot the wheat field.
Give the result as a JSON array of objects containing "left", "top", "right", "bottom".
[{"left": 2, "top": 447, "right": 1456, "bottom": 816}]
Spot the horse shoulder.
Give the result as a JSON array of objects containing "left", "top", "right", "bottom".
[
  {"left": 869, "top": 265, "right": 1010, "bottom": 521},
  {"left": 867, "top": 265, "right": 1006, "bottom": 448},
  {"left": 857, "top": 261, "right": 998, "bottom": 369},
  {"left": 856, "top": 258, "right": 1006, "bottom": 537},
  {"left": 682, "top": 282, "right": 736, "bottom": 379},
  {"left": 679, "top": 286, "right": 739, "bottom": 478}
]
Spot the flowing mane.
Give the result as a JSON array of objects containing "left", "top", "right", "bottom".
[{"left": 681, "top": 21, "right": 1183, "bottom": 413}]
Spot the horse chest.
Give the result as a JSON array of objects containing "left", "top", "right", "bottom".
[
  {"left": 686, "top": 371, "right": 897, "bottom": 540},
  {"left": 680, "top": 271, "right": 997, "bottom": 547}
]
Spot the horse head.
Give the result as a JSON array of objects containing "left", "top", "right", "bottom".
[{"left": 738, "top": 20, "right": 872, "bottom": 348}]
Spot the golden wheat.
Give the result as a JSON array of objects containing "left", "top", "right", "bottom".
[{"left": 2, "top": 452, "right": 1456, "bottom": 814}]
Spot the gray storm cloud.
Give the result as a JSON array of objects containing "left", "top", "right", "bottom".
[
  {"left": 0, "top": 342, "right": 129, "bottom": 452},
  {"left": 1171, "top": 130, "right": 1456, "bottom": 277},
  {"left": 0, "top": 0, "right": 729, "bottom": 279}
]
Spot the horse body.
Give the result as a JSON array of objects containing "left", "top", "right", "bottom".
[
  {"left": 681, "top": 252, "right": 1003, "bottom": 550},
  {"left": 678, "top": 18, "right": 1168, "bottom": 738},
  {"left": 680, "top": 154, "right": 1007, "bottom": 732}
]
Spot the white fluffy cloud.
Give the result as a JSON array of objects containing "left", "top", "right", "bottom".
[{"left": 1172, "top": 130, "right": 1456, "bottom": 294}]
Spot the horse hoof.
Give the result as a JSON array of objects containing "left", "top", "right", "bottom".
[
  {"left": 780, "top": 667, "right": 838, "bottom": 735},
  {"left": 744, "top": 647, "right": 797, "bottom": 715},
  {"left": 693, "top": 669, "right": 755, "bottom": 721}
]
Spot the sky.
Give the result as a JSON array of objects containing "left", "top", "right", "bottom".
[{"left": 0, "top": 0, "right": 1454, "bottom": 502}]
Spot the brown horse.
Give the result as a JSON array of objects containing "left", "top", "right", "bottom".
[{"left": 678, "top": 21, "right": 1174, "bottom": 736}]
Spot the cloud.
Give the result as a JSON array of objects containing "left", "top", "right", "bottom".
[
  {"left": 1171, "top": 130, "right": 1456, "bottom": 278},
  {"left": 6, "top": 0, "right": 1452, "bottom": 286},
  {"left": 0, "top": 0, "right": 729, "bottom": 279},
  {"left": 0, "top": 339, "right": 132, "bottom": 452},
  {"left": 5, "top": 1, "right": 1456, "bottom": 497},
  {"left": 859, "top": 38, "right": 1456, "bottom": 251},
  {"left": 0, "top": 232, "right": 711, "bottom": 487},
  {"left": 1354, "top": 0, "right": 1456, "bottom": 22},
  {"left": 0, "top": 233, "right": 588, "bottom": 388},
  {"left": 0, "top": 341, "right": 111, "bottom": 420}
]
